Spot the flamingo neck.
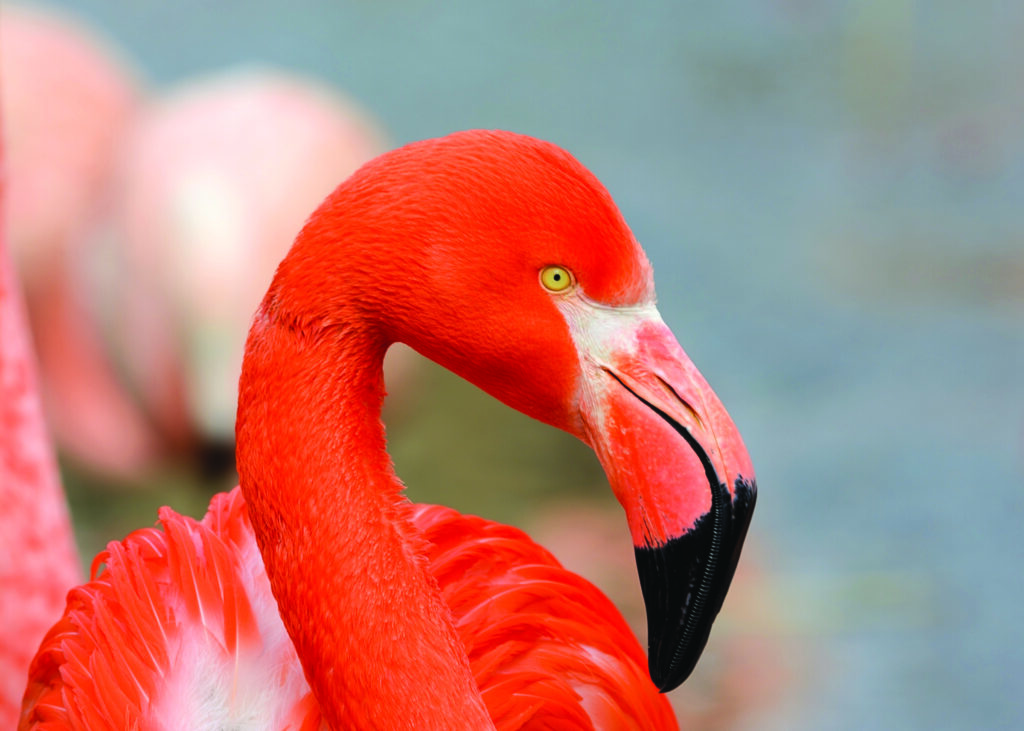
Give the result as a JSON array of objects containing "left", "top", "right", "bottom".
[{"left": 235, "top": 309, "right": 492, "bottom": 730}]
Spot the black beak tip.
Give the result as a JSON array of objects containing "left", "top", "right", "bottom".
[
  {"left": 648, "top": 627, "right": 710, "bottom": 692},
  {"left": 635, "top": 478, "right": 756, "bottom": 693}
]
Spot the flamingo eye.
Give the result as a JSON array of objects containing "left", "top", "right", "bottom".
[{"left": 540, "top": 265, "right": 574, "bottom": 293}]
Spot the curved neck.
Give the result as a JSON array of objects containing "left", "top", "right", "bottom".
[{"left": 235, "top": 308, "right": 492, "bottom": 729}]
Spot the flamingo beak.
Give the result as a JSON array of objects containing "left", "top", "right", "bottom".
[{"left": 574, "top": 309, "right": 756, "bottom": 692}]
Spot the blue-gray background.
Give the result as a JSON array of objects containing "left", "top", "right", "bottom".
[{"left": 45, "top": 1, "right": 1024, "bottom": 728}]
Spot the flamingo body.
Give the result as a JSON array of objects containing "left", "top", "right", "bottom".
[{"left": 22, "top": 488, "right": 676, "bottom": 730}]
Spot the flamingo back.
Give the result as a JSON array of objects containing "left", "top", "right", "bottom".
[
  {"left": 21, "top": 489, "right": 677, "bottom": 730},
  {"left": 415, "top": 504, "right": 678, "bottom": 730}
]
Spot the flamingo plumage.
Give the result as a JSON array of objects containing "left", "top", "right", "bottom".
[
  {"left": 19, "top": 130, "right": 756, "bottom": 729},
  {"left": 0, "top": 135, "right": 81, "bottom": 729}
]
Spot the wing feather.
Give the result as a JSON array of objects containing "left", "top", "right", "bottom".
[
  {"left": 20, "top": 488, "right": 315, "bottom": 730},
  {"left": 412, "top": 503, "right": 678, "bottom": 731}
]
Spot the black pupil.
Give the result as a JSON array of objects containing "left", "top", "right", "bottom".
[{"left": 553, "top": 272, "right": 562, "bottom": 281}]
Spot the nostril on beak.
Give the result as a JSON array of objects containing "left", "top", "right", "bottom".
[{"left": 655, "top": 375, "right": 703, "bottom": 431}]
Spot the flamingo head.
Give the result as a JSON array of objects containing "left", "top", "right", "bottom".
[{"left": 278, "top": 130, "right": 756, "bottom": 691}]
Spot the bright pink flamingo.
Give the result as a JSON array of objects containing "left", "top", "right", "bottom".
[
  {"left": 0, "top": 135, "right": 81, "bottom": 729},
  {"left": 20, "top": 131, "right": 756, "bottom": 729}
]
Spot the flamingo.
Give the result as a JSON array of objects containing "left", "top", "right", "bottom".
[
  {"left": 19, "top": 130, "right": 756, "bottom": 729},
  {"left": 0, "top": 4, "right": 153, "bottom": 478},
  {"left": 0, "top": 138, "right": 81, "bottom": 728},
  {"left": 109, "top": 68, "right": 395, "bottom": 456}
]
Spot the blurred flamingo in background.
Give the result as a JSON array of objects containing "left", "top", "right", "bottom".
[
  {"left": 0, "top": 4, "right": 153, "bottom": 478},
  {"left": 105, "top": 68, "right": 396, "bottom": 472},
  {"left": 20, "top": 131, "right": 756, "bottom": 728},
  {"left": 0, "top": 129, "right": 81, "bottom": 729},
  {"left": 3, "top": 3, "right": 396, "bottom": 480}
]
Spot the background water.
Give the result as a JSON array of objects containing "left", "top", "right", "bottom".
[{"left": 35, "top": 1, "right": 1024, "bottom": 728}]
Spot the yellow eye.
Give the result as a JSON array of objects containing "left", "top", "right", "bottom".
[{"left": 540, "top": 265, "right": 574, "bottom": 292}]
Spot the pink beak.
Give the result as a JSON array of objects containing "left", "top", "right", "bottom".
[{"left": 577, "top": 314, "right": 756, "bottom": 691}]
